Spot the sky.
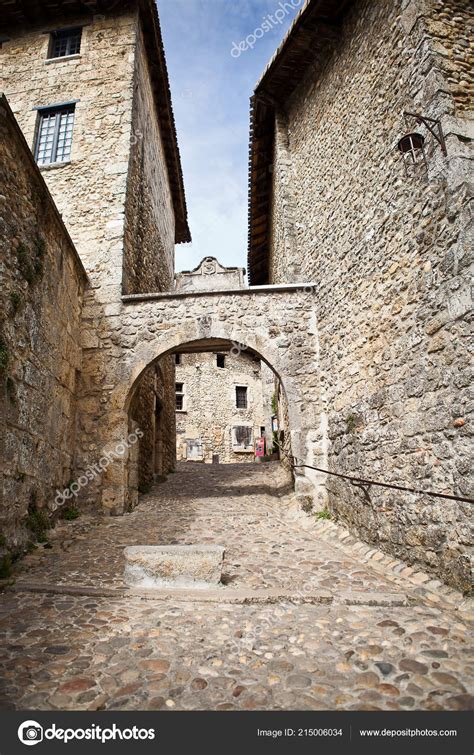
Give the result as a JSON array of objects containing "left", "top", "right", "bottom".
[{"left": 157, "top": 0, "right": 304, "bottom": 273}]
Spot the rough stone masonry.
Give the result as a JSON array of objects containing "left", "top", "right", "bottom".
[
  {"left": 0, "top": 0, "right": 472, "bottom": 595},
  {"left": 248, "top": 0, "right": 473, "bottom": 591},
  {"left": 0, "top": 0, "right": 188, "bottom": 559}
]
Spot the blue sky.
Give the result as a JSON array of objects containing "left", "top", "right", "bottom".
[{"left": 158, "top": 0, "right": 303, "bottom": 273}]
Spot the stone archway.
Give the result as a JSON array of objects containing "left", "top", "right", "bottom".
[
  {"left": 109, "top": 336, "right": 298, "bottom": 514},
  {"left": 76, "top": 285, "right": 327, "bottom": 515}
]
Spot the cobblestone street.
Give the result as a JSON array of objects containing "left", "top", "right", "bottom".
[{"left": 0, "top": 463, "right": 472, "bottom": 711}]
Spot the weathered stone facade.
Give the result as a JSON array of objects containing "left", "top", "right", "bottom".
[
  {"left": 0, "top": 0, "right": 189, "bottom": 527},
  {"left": 249, "top": 0, "right": 473, "bottom": 591},
  {"left": 122, "top": 24, "right": 176, "bottom": 296},
  {"left": 1, "top": 0, "right": 471, "bottom": 596},
  {"left": 0, "top": 96, "right": 87, "bottom": 559},
  {"left": 129, "top": 356, "right": 176, "bottom": 497},
  {"left": 173, "top": 258, "right": 274, "bottom": 466},
  {"left": 175, "top": 257, "right": 246, "bottom": 292},
  {"left": 175, "top": 351, "right": 271, "bottom": 464},
  {"left": 0, "top": 2, "right": 189, "bottom": 293},
  {"left": 92, "top": 283, "right": 322, "bottom": 515},
  {"left": 0, "top": 9, "right": 137, "bottom": 287}
]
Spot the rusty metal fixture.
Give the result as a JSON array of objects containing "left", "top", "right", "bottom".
[
  {"left": 398, "top": 131, "right": 427, "bottom": 173},
  {"left": 398, "top": 111, "right": 447, "bottom": 174}
]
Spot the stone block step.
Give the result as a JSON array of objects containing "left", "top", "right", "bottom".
[
  {"left": 8, "top": 582, "right": 413, "bottom": 607},
  {"left": 124, "top": 545, "right": 225, "bottom": 589}
]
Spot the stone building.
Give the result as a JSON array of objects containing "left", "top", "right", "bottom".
[
  {"left": 0, "top": 95, "right": 87, "bottom": 549},
  {"left": 1, "top": 0, "right": 189, "bottom": 543},
  {"left": 172, "top": 258, "right": 274, "bottom": 464},
  {"left": 0, "top": 0, "right": 472, "bottom": 595},
  {"left": 175, "top": 350, "right": 272, "bottom": 464},
  {"left": 248, "top": 0, "right": 473, "bottom": 590}
]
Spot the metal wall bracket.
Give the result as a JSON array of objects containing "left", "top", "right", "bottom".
[{"left": 403, "top": 111, "right": 447, "bottom": 156}]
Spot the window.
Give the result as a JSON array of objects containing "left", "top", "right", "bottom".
[
  {"left": 49, "top": 27, "right": 82, "bottom": 59},
  {"left": 175, "top": 353, "right": 181, "bottom": 365},
  {"left": 186, "top": 439, "right": 203, "bottom": 460},
  {"left": 175, "top": 382, "right": 184, "bottom": 411},
  {"left": 235, "top": 386, "right": 248, "bottom": 409},
  {"left": 233, "top": 426, "right": 253, "bottom": 449},
  {"left": 35, "top": 105, "right": 75, "bottom": 165},
  {"left": 216, "top": 354, "right": 225, "bottom": 368}
]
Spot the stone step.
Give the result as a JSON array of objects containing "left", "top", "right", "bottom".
[
  {"left": 8, "top": 582, "right": 412, "bottom": 607},
  {"left": 124, "top": 544, "right": 225, "bottom": 589}
]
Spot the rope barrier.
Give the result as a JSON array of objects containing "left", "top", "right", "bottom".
[
  {"left": 291, "top": 461, "right": 474, "bottom": 505},
  {"left": 268, "top": 438, "right": 473, "bottom": 504}
]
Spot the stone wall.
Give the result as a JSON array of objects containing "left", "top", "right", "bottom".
[
  {"left": 175, "top": 257, "right": 246, "bottom": 292},
  {"left": 122, "top": 24, "right": 175, "bottom": 295},
  {"left": 175, "top": 351, "right": 270, "bottom": 464},
  {"left": 0, "top": 9, "right": 137, "bottom": 293},
  {"left": 120, "top": 22, "right": 178, "bottom": 491},
  {"left": 0, "top": 8, "right": 183, "bottom": 500},
  {"left": 86, "top": 284, "right": 323, "bottom": 516},
  {"left": 261, "top": 362, "right": 276, "bottom": 444},
  {"left": 267, "top": 0, "right": 473, "bottom": 590},
  {"left": 0, "top": 96, "right": 87, "bottom": 558},
  {"left": 155, "top": 356, "right": 177, "bottom": 476},
  {"left": 274, "top": 378, "right": 293, "bottom": 473},
  {"left": 129, "top": 357, "right": 176, "bottom": 499},
  {"left": 268, "top": 112, "right": 300, "bottom": 284}
]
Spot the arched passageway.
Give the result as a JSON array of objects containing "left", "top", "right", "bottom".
[
  {"left": 121, "top": 337, "right": 295, "bottom": 511},
  {"left": 75, "top": 285, "right": 327, "bottom": 514},
  {"left": 125, "top": 337, "right": 293, "bottom": 509}
]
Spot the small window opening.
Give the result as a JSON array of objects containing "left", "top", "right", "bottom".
[
  {"left": 48, "top": 27, "right": 82, "bottom": 59},
  {"left": 235, "top": 386, "right": 248, "bottom": 409}
]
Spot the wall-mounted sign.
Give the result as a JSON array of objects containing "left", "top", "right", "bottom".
[{"left": 255, "top": 437, "right": 265, "bottom": 457}]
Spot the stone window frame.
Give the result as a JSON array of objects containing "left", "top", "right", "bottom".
[
  {"left": 231, "top": 424, "right": 254, "bottom": 452},
  {"left": 175, "top": 382, "right": 186, "bottom": 412},
  {"left": 216, "top": 353, "right": 226, "bottom": 369},
  {"left": 33, "top": 102, "right": 77, "bottom": 167},
  {"left": 47, "top": 26, "right": 83, "bottom": 60},
  {"left": 235, "top": 385, "right": 248, "bottom": 409}
]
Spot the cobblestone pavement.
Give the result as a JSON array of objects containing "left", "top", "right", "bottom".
[
  {"left": 0, "top": 463, "right": 472, "bottom": 710},
  {"left": 12, "top": 463, "right": 409, "bottom": 594}
]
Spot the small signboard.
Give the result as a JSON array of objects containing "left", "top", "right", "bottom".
[{"left": 255, "top": 437, "right": 265, "bottom": 457}]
